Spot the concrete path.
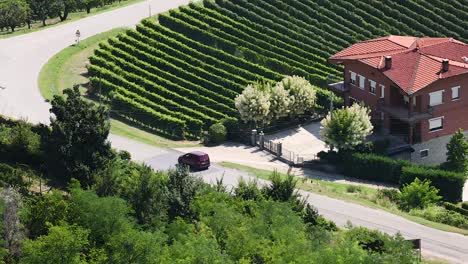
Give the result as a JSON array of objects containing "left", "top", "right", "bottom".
[{"left": 0, "top": 0, "right": 190, "bottom": 124}]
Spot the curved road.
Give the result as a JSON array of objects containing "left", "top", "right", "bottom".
[{"left": 0, "top": 1, "right": 467, "bottom": 263}]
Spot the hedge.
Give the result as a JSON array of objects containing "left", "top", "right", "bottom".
[
  {"left": 442, "top": 202, "right": 468, "bottom": 217},
  {"left": 343, "top": 153, "right": 411, "bottom": 184},
  {"left": 400, "top": 166, "right": 466, "bottom": 203}
]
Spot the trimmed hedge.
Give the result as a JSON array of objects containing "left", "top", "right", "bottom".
[
  {"left": 343, "top": 153, "right": 411, "bottom": 184},
  {"left": 400, "top": 166, "right": 466, "bottom": 203},
  {"left": 442, "top": 202, "right": 468, "bottom": 217}
]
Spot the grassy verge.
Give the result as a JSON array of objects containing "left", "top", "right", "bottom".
[
  {"left": 38, "top": 27, "right": 128, "bottom": 101},
  {"left": 219, "top": 162, "right": 468, "bottom": 236},
  {"left": 110, "top": 119, "right": 201, "bottom": 148},
  {"left": 0, "top": 0, "right": 144, "bottom": 39}
]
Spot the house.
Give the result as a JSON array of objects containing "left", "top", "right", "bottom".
[{"left": 328, "top": 36, "right": 468, "bottom": 164}]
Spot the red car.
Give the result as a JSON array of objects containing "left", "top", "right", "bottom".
[{"left": 178, "top": 151, "right": 210, "bottom": 170}]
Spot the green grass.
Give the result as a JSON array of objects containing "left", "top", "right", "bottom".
[
  {"left": 219, "top": 162, "right": 468, "bottom": 236},
  {"left": 0, "top": 0, "right": 144, "bottom": 39},
  {"left": 38, "top": 27, "right": 128, "bottom": 101},
  {"left": 110, "top": 119, "right": 201, "bottom": 148}
]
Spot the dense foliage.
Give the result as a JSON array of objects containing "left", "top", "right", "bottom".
[
  {"left": 398, "top": 178, "right": 441, "bottom": 211},
  {"left": 442, "top": 129, "right": 468, "bottom": 173}
]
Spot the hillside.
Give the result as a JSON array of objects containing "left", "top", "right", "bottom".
[{"left": 88, "top": 0, "right": 468, "bottom": 138}]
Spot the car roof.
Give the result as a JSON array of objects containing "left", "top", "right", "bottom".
[{"left": 189, "top": 151, "right": 208, "bottom": 157}]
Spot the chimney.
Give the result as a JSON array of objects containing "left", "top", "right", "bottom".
[
  {"left": 442, "top": 59, "right": 449, "bottom": 72},
  {"left": 384, "top": 56, "right": 392, "bottom": 69}
]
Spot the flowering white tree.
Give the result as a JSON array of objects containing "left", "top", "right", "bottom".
[
  {"left": 279, "top": 76, "right": 316, "bottom": 117},
  {"left": 235, "top": 84, "right": 270, "bottom": 127},
  {"left": 320, "top": 104, "right": 373, "bottom": 151},
  {"left": 268, "top": 83, "right": 292, "bottom": 122}
]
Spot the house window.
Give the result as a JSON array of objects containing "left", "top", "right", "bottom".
[
  {"left": 369, "top": 80, "right": 376, "bottom": 94},
  {"left": 420, "top": 149, "right": 429, "bottom": 158},
  {"left": 358, "top": 75, "right": 365, "bottom": 89},
  {"left": 429, "top": 90, "right": 444, "bottom": 106},
  {"left": 452, "top": 86, "right": 460, "bottom": 100},
  {"left": 429, "top": 117, "right": 443, "bottom": 131},
  {"left": 380, "top": 85, "right": 385, "bottom": 98},
  {"left": 350, "top": 71, "right": 357, "bottom": 85}
]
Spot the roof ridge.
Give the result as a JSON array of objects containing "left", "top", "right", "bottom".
[
  {"left": 335, "top": 47, "right": 408, "bottom": 59},
  {"left": 408, "top": 53, "right": 422, "bottom": 94}
]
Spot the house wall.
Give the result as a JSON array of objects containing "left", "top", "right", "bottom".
[
  {"left": 414, "top": 73, "right": 468, "bottom": 142},
  {"left": 411, "top": 131, "right": 468, "bottom": 164}
]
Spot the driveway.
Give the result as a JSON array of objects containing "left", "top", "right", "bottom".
[
  {"left": 0, "top": 0, "right": 191, "bottom": 124},
  {"left": 264, "top": 121, "right": 326, "bottom": 160}
]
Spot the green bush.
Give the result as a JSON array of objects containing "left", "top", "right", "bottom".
[
  {"left": 376, "top": 189, "right": 400, "bottom": 204},
  {"left": 400, "top": 166, "right": 466, "bottom": 203},
  {"left": 208, "top": 123, "right": 227, "bottom": 144},
  {"left": 462, "top": 202, "right": 468, "bottom": 210},
  {"left": 409, "top": 206, "right": 468, "bottom": 229},
  {"left": 443, "top": 202, "right": 468, "bottom": 217},
  {"left": 343, "top": 153, "right": 411, "bottom": 184},
  {"left": 398, "top": 178, "right": 441, "bottom": 211}
]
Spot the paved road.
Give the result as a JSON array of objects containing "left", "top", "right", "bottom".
[
  {"left": 0, "top": 0, "right": 190, "bottom": 124},
  {"left": 1, "top": 1, "right": 467, "bottom": 263},
  {"left": 109, "top": 134, "right": 468, "bottom": 263}
]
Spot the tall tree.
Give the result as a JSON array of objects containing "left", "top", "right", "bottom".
[
  {"left": 46, "top": 86, "right": 114, "bottom": 186},
  {"left": 56, "top": 0, "right": 76, "bottom": 21},
  {"left": 444, "top": 129, "right": 468, "bottom": 172},
  {"left": 28, "top": 0, "right": 61, "bottom": 26},
  {"left": 0, "top": 0, "right": 30, "bottom": 32}
]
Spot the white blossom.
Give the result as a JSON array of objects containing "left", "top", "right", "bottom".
[
  {"left": 279, "top": 76, "right": 316, "bottom": 117},
  {"left": 235, "top": 84, "right": 270, "bottom": 126}
]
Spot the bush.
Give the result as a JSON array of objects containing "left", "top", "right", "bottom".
[
  {"left": 409, "top": 206, "right": 468, "bottom": 229},
  {"left": 376, "top": 189, "right": 400, "bottom": 204},
  {"left": 343, "top": 153, "right": 410, "bottom": 184},
  {"left": 400, "top": 166, "right": 466, "bottom": 203},
  {"left": 462, "top": 202, "right": 468, "bottom": 210},
  {"left": 398, "top": 178, "right": 441, "bottom": 211},
  {"left": 442, "top": 202, "right": 468, "bottom": 217},
  {"left": 208, "top": 123, "right": 227, "bottom": 144},
  {"left": 346, "top": 185, "right": 362, "bottom": 193}
]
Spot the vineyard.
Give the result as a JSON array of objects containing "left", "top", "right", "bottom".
[{"left": 88, "top": 0, "right": 468, "bottom": 139}]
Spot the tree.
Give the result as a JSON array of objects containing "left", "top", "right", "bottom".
[
  {"left": 20, "top": 224, "right": 89, "bottom": 264},
  {"left": 77, "top": 0, "right": 100, "bottom": 13},
  {"left": 0, "top": 0, "right": 30, "bottom": 32},
  {"left": 278, "top": 76, "right": 316, "bottom": 118},
  {"left": 28, "top": 0, "right": 61, "bottom": 26},
  {"left": 235, "top": 83, "right": 270, "bottom": 128},
  {"left": 320, "top": 104, "right": 373, "bottom": 151},
  {"left": 46, "top": 86, "right": 114, "bottom": 186},
  {"left": 444, "top": 129, "right": 468, "bottom": 172},
  {"left": 268, "top": 82, "right": 292, "bottom": 121},
  {"left": 398, "top": 178, "right": 441, "bottom": 211},
  {"left": 56, "top": 0, "right": 76, "bottom": 21}
]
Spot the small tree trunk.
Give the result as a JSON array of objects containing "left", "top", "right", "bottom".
[
  {"left": 10, "top": 26, "right": 15, "bottom": 32},
  {"left": 86, "top": 6, "right": 91, "bottom": 13},
  {"left": 42, "top": 19, "right": 46, "bottom": 27}
]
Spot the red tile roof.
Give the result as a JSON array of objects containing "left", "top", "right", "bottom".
[{"left": 329, "top": 36, "right": 468, "bottom": 94}]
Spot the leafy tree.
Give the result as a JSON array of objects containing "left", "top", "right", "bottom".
[
  {"left": 21, "top": 191, "right": 69, "bottom": 239},
  {"left": 235, "top": 178, "right": 263, "bottom": 201},
  {"left": 278, "top": 76, "right": 316, "bottom": 118},
  {"left": 262, "top": 171, "right": 300, "bottom": 202},
  {"left": 20, "top": 224, "right": 89, "bottom": 264},
  {"left": 235, "top": 83, "right": 270, "bottom": 128},
  {"left": 166, "top": 167, "right": 204, "bottom": 221},
  {"left": 0, "top": 0, "right": 30, "bottom": 32},
  {"left": 28, "top": 0, "right": 61, "bottom": 26},
  {"left": 399, "top": 178, "right": 441, "bottom": 211},
  {"left": 0, "top": 198, "right": 7, "bottom": 263},
  {"left": 320, "top": 104, "right": 373, "bottom": 152},
  {"left": 46, "top": 86, "right": 114, "bottom": 186},
  {"left": 268, "top": 82, "right": 293, "bottom": 121},
  {"left": 77, "top": 0, "right": 100, "bottom": 13},
  {"left": 55, "top": 0, "right": 76, "bottom": 21},
  {"left": 0, "top": 189, "right": 24, "bottom": 263},
  {"left": 444, "top": 129, "right": 468, "bottom": 172}
]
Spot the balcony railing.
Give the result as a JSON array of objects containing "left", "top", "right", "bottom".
[
  {"left": 378, "top": 98, "right": 433, "bottom": 123},
  {"left": 327, "top": 81, "right": 349, "bottom": 93}
]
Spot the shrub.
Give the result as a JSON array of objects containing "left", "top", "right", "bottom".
[
  {"left": 343, "top": 153, "right": 410, "bottom": 184},
  {"left": 442, "top": 202, "right": 468, "bottom": 217},
  {"left": 376, "top": 189, "right": 400, "bottom": 204},
  {"left": 442, "top": 129, "right": 468, "bottom": 173},
  {"left": 400, "top": 166, "right": 466, "bottom": 203},
  {"left": 208, "top": 123, "right": 227, "bottom": 144},
  {"left": 409, "top": 206, "right": 468, "bottom": 229},
  {"left": 346, "top": 185, "right": 362, "bottom": 193},
  {"left": 462, "top": 202, "right": 468, "bottom": 210},
  {"left": 398, "top": 178, "right": 441, "bottom": 211}
]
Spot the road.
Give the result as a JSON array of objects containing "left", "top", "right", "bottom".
[
  {"left": 0, "top": 1, "right": 467, "bottom": 263},
  {"left": 0, "top": 0, "right": 190, "bottom": 124}
]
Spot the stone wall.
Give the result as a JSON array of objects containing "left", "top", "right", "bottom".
[{"left": 410, "top": 131, "right": 468, "bottom": 165}]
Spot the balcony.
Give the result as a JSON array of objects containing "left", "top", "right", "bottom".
[
  {"left": 327, "top": 81, "right": 349, "bottom": 94},
  {"left": 378, "top": 98, "right": 433, "bottom": 123}
]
